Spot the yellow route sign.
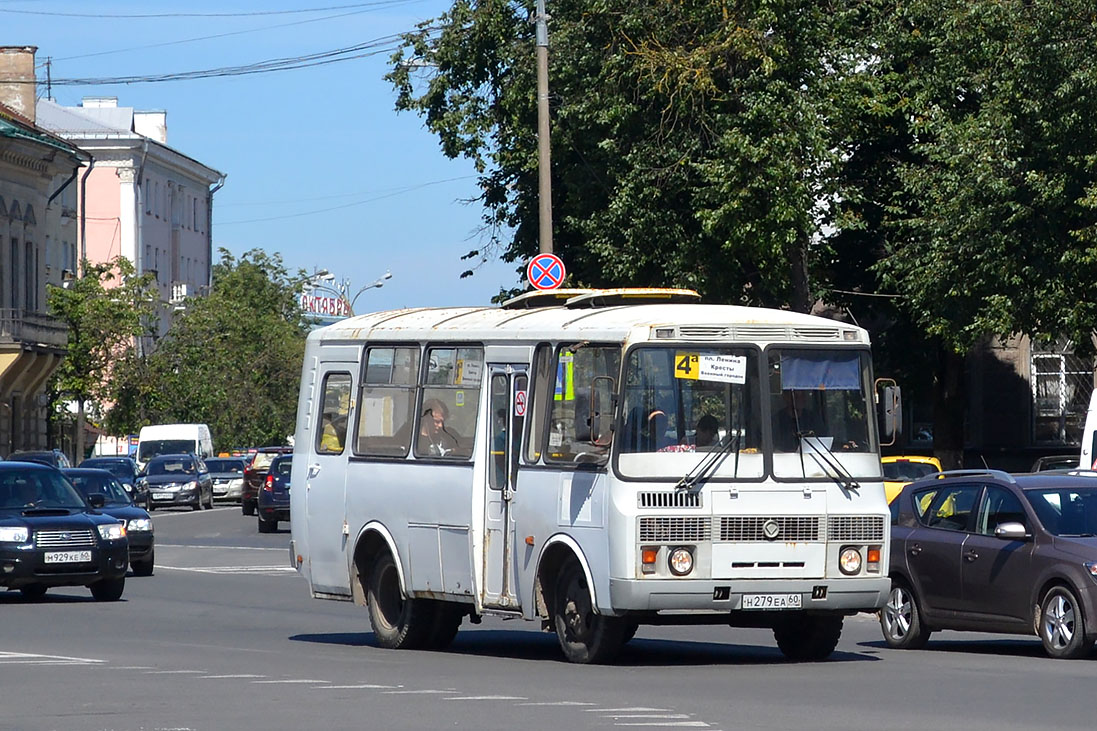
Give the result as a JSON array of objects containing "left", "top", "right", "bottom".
[{"left": 675, "top": 352, "right": 700, "bottom": 380}]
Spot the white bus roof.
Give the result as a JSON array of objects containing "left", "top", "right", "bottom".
[{"left": 309, "top": 289, "right": 868, "bottom": 346}]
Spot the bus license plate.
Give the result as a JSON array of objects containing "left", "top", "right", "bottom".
[
  {"left": 44, "top": 551, "right": 92, "bottom": 564},
  {"left": 742, "top": 593, "right": 802, "bottom": 610}
]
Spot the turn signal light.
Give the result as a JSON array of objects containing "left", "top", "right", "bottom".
[
  {"left": 867, "top": 546, "right": 882, "bottom": 573},
  {"left": 263, "top": 475, "right": 274, "bottom": 492},
  {"left": 641, "top": 547, "right": 658, "bottom": 574}
]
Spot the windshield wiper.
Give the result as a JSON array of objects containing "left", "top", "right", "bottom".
[
  {"left": 676, "top": 433, "right": 739, "bottom": 492},
  {"left": 797, "top": 432, "right": 860, "bottom": 494}
]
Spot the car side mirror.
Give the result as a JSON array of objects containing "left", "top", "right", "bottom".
[
  {"left": 994, "top": 522, "right": 1028, "bottom": 541},
  {"left": 88, "top": 493, "right": 106, "bottom": 509}
]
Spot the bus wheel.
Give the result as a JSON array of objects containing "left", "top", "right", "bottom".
[
  {"left": 773, "top": 614, "right": 843, "bottom": 661},
  {"left": 366, "top": 552, "right": 432, "bottom": 650},
  {"left": 552, "top": 559, "right": 626, "bottom": 664}
]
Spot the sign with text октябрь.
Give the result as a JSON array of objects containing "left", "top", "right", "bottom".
[{"left": 300, "top": 293, "right": 351, "bottom": 319}]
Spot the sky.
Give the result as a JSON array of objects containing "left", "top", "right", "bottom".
[{"left": 3, "top": 0, "right": 523, "bottom": 311}]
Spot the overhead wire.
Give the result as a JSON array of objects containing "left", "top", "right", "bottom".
[{"left": 0, "top": 1, "right": 412, "bottom": 19}]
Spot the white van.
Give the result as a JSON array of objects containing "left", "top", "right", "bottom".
[
  {"left": 136, "top": 424, "right": 213, "bottom": 471},
  {"left": 1081, "top": 390, "right": 1097, "bottom": 470}
]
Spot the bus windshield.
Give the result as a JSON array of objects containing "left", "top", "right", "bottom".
[
  {"left": 616, "top": 346, "right": 878, "bottom": 481},
  {"left": 617, "top": 346, "right": 765, "bottom": 479}
]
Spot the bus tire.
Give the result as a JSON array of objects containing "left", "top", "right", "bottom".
[
  {"left": 366, "top": 552, "right": 432, "bottom": 650},
  {"left": 773, "top": 614, "right": 843, "bottom": 661},
  {"left": 552, "top": 558, "right": 626, "bottom": 664}
]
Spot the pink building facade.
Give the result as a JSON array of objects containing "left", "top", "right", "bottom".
[{"left": 37, "top": 96, "right": 225, "bottom": 338}]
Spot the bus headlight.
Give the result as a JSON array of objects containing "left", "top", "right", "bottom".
[
  {"left": 668, "top": 547, "right": 694, "bottom": 576},
  {"left": 839, "top": 547, "right": 862, "bottom": 575}
]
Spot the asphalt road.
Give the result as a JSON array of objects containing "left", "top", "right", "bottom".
[{"left": 2, "top": 506, "right": 1094, "bottom": 731}]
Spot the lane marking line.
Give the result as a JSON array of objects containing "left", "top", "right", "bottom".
[
  {"left": 444, "top": 696, "right": 529, "bottom": 701},
  {"left": 252, "top": 679, "right": 329, "bottom": 684}
]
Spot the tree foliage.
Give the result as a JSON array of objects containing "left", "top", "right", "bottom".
[
  {"left": 388, "top": 0, "right": 873, "bottom": 309},
  {"left": 106, "top": 249, "right": 308, "bottom": 450}
]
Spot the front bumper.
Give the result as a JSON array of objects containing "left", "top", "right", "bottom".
[
  {"left": 609, "top": 576, "right": 890, "bottom": 613},
  {"left": 126, "top": 533, "right": 154, "bottom": 562},
  {"left": 213, "top": 480, "right": 243, "bottom": 500},
  {"left": 0, "top": 541, "right": 129, "bottom": 589},
  {"left": 149, "top": 490, "right": 200, "bottom": 508}
]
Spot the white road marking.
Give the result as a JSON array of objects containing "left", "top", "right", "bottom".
[
  {"left": 608, "top": 715, "right": 692, "bottom": 720},
  {"left": 0, "top": 651, "right": 102, "bottom": 665},
  {"left": 316, "top": 684, "right": 402, "bottom": 689},
  {"left": 145, "top": 670, "right": 207, "bottom": 674},
  {"left": 612, "top": 723, "right": 709, "bottom": 728},
  {"left": 382, "top": 689, "right": 458, "bottom": 695},
  {"left": 252, "top": 679, "right": 329, "bottom": 684},
  {"left": 516, "top": 701, "right": 597, "bottom": 707},
  {"left": 586, "top": 708, "right": 673, "bottom": 713},
  {"left": 444, "top": 695, "right": 528, "bottom": 701},
  {"left": 156, "top": 543, "right": 288, "bottom": 552},
  {"left": 156, "top": 565, "right": 296, "bottom": 575},
  {"left": 199, "top": 674, "right": 266, "bottom": 679}
]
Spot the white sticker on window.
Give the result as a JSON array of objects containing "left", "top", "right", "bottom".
[{"left": 698, "top": 354, "right": 746, "bottom": 384}]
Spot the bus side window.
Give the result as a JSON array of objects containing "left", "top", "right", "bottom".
[
  {"left": 414, "top": 346, "right": 483, "bottom": 460},
  {"left": 524, "top": 344, "right": 553, "bottom": 463},
  {"left": 544, "top": 344, "right": 621, "bottom": 464},
  {"left": 316, "top": 372, "right": 352, "bottom": 455},
  {"left": 356, "top": 346, "right": 420, "bottom": 458}
]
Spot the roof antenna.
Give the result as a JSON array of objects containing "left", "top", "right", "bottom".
[
  {"left": 46, "top": 57, "right": 52, "bottom": 101},
  {"left": 978, "top": 454, "right": 989, "bottom": 469}
]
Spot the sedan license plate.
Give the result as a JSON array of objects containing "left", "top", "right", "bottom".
[
  {"left": 44, "top": 550, "right": 92, "bottom": 564},
  {"left": 742, "top": 593, "right": 802, "bottom": 610},
  {"left": 153, "top": 491, "right": 174, "bottom": 500}
]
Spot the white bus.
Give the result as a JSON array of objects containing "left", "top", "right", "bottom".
[{"left": 290, "top": 288, "right": 893, "bottom": 663}]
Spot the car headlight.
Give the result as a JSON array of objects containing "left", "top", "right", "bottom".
[
  {"left": 668, "top": 547, "right": 694, "bottom": 576},
  {"left": 839, "top": 547, "right": 862, "bottom": 575},
  {"left": 98, "top": 523, "right": 127, "bottom": 541},
  {"left": 128, "top": 518, "right": 153, "bottom": 533},
  {"left": 0, "top": 526, "right": 29, "bottom": 543},
  {"left": 1085, "top": 562, "right": 1097, "bottom": 582}
]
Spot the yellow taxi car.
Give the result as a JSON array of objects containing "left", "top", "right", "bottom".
[{"left": 882, "top": 455, "right": 943, "bottom": 503}]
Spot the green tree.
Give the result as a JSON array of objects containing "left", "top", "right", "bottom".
[
  {"left": 47, "top": 257, "right": 159, "bottom": 460},
  {"left": 106, "top": 249, "right": 309, "bottom": 451},
  {"left": 388, "top": 0, "right": 870, "bottom": 309}
]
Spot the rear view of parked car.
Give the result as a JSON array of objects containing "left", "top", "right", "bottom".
[
  {"left": 63, "top": 468, "right": 155, "bottom": 576},
  {"left": 79, "top": 456, "right": 144, "bottom": 508},
  {"left": 140, "top": 454, "right": 213, "bottom": 511},
  {"left": 0, "top": 462, "right": 128, "bottom": 600},
  {"left": 8, "top": 449, "right": 72, "bottom": 469},
  {"left": 205, "top": 457, "right": 246, "bottom": 503},
  {"left": 257, "top": 454, "right": 292, "bottom": 533},
  {"left": 882, "top": 469, "right": 1097, "bottom": 659},
  {"left": 241, "top": 447, "right": 291, "bottom": 516}
]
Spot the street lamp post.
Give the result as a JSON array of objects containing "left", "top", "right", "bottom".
[{"left": 342, "top": 271, "right": 392, "bottom": 316}]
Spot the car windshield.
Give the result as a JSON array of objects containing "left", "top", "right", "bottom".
[
  {"left": 67, "top": 473, "right": 133, "bottom": 506},
  {"left": 147, "top": 458, "right": 196, "bottom": 477},
  {"left": 9, "top": 452, "right": 55, "bottom": 466},
  {"left": 1025, "top": 487, "right": 1097, "bottom": 536},
  {"left": 206, "top": 459, "right": 244, "bottom": 474},
  {"left": 0, "top": 469, "right": 87, "bottom": 510},
  {"left": 883, "top": 461, "right": 940, "bottom": 482},
  {"left": 138, "top": 439, "right": 194, "bottom": 462}
]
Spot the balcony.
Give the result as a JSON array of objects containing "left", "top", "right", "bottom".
[{"left": 0, "top": 309, "right": 69, "bottom": 349}]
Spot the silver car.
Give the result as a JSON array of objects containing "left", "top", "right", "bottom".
[{"left": 205, "top": 457, "right": 247, "bottom": 502}]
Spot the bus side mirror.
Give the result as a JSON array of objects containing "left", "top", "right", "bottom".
[
  {"left": 590, "top": 376, "right": 616, "bottom": 447},
  {"left": 875, "top": 379, "right": 902, "bottom": 447}
]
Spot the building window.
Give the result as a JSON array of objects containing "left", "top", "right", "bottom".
[
  {"left": 1032, "top": 340, "right": 1094, "bottom": 445},
  {"left": 144, "top": 179, "right": 151, "bottom": 214},
  {"left": 9, "top": 238, "right": 16, "bottom": 309},
  {"left": 25, "top": 241, "right": 35, "bottom": 311}
]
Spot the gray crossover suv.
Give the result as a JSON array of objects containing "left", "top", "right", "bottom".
[{"left": 882, "top": 469, "right": 1097, "bottom": 659}]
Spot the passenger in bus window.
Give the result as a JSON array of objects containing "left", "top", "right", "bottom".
[
  {"left": 658, "top": 414, "right": 719, "bottom": 452},
  {"left": 320, "top": 410, "right": 346, "bottom": 453},
  {"left": 419, "top": 398, "right": 459, "bottom": 457},
  {"left": 644, "top": 409, "right": 673, "bottom": 451}
]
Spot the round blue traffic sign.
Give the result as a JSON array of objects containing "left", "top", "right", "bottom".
[{"left": 527, "top": 253, "right": 566, "bottom": 291}]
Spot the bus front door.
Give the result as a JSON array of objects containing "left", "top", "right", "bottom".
[{"left": 482, "top": 365, "right": 527, "bottom": 610}]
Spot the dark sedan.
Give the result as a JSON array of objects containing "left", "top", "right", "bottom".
[
  {"left": 140, "top": 454, "right": 213, "bottom": 511},
  {"left": 63, "top": 468, "right": 155, "bottom": 576},
  {"left": 0, "top": 461, "right": 128, "bottom": 600},
  {"left": 241, "top": 446, "right": 291, "bottom": 516},
  {"left": 79, "top": 456, "right": 145, "bottom": 508},
  {"left": 257, "top": 454, "right": 291, "bottom": 533},
  {"left": 882, "top": 469, "right": 1097, "bottom": 658}
]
